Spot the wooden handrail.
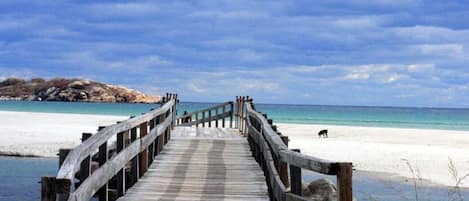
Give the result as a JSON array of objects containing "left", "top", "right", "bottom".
[
  {"left": 242, "top": 98, "right": 353, "bottom": 201},
  {"left": 176, "top": 101, "right": 234, "bottom": 128},
  {"left": 67, "top": 116, "right": 173, "bottom": 201},
  {"left": 177, "top": 101, "right": 232, "bottom": 119},
  {"left": 57, "top": 99, "right": 175, "bottom": 180},
  {"left": 42, "top": 93, "right": 178, "bottom": 201}
]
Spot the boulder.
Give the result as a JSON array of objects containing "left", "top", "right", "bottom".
[
  {"left": 0, "top": 77, "right": 161, "bottom": 103},
  {"left": 302, "top": 178, "right": 356, "bottom": 201},
  {"left": 76, "top": 91, "right": 88, "bottom": 100},
  {"left": 0, "top": 78, "right": 25, "bottom": 87},
  {"left": 68, "top": 80, "right": 90, "bottom": 90}
]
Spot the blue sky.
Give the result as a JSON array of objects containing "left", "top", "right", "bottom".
[{"left": 0, "top": 1, "right": 468, "bottom": 107}]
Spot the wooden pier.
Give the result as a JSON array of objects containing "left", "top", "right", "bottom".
[{"left": 41, "top": 94, "right": 353, "bottom": 201}]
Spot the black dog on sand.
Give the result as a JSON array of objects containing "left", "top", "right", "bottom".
[{"left": 318, "top": 129, "right": 328, "bottom": 138}]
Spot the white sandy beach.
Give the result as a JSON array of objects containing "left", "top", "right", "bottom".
[
  {"left": 0, "top": 111, "right": 126, "bottom": 157},
  {"left": 277, "top": 123, "right": 469, "bottom": 188}
]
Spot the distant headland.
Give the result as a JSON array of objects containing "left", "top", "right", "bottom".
[{"left": 0, "top": 78, "right": 161, "bottom": 103}]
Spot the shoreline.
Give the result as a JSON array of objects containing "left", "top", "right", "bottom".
[{"left": 272, "top": 120, "right": 469, "bottom": 132}]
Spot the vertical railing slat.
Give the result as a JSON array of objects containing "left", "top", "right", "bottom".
[
  {"left": 290, "top": 149, "right": 302, "bottom": 196},
  {"left": 215, "top": 108, "right": 219, "bottom": 128},
  {"left": 78, "top": 133, "right": 92, "bottom": 187},
  {"left": 129, "top": 127, "right": 138, "bottom": 189},
  {"left": 98, "top": 141, "right": 108, "bottom": 201},
  {"left": 208, "top": 110, "right": 212, "bottom": 127},
  {"left": 222, "top": 105, "right": 226, "bottom": 128},
  {"left": 116, "top": 130, "right": 126, "bottom": 197},
  {"left": 138, "top": 122, "right": 148, "bottom": 178}
]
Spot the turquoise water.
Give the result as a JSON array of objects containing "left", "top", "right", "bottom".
[
  {"left": 1, "top": 101, "right": 469, "bottom": 131},
  {"left": 179, "top": 102, "right": 469, "bottom": 131},
  {"left": 0, "top": 101, "right": 160, "bottom": 116}
]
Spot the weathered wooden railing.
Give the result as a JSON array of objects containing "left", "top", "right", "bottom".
[
  {"left": 41, "top": 93, "right": 178, "bottom": 201},
  {"left": 176, "top": 101, "right": 234, "bottom": 128},
  {"left": 236, "top": 96, "right": 353, "bottom": 201}
]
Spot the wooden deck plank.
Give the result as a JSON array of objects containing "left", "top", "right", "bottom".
[{"left": 117, "top": 127, "right": 269, "bottom": 201}]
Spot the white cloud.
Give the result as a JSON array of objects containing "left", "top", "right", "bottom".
[
  {"left": 186, "top": 82, "right": 206, "bottom": 93},
  {"left": 392, "top": 26, "right": 469, "bottom": 42},
  {"left": 407, "top": 64, "right": 435, "bottom": 72},
  {"left": 237, "top": 49, "right": 266, "bottom": 62},
  {"left": 334, "top": 17, "right": 378, "bottom": 29},
  {"left": 383, "top": 74, "right": 402, "bottom": 83},
  {"left": 285, "top": 65, "right": 325, "bottom": 73},
  {"left": 417, "top": 44, "right": 464, "bottom": 56},
  {"left": 344, "top": 72, "right": 370, "bottom": 80},
  {"left": 189, "top": 10, "right": 269, "bottom": 20},
  {"left": 86, "top": 2, "right": 160, "bottom": 18},
  {"left": 241, "top": 80, "right": 280, "bottom": 91},
  {"left": 342, "top": 64, "right": 391, "bottom": 80},
  {"left": 55, "top": 52, "right": 172, "bottom": 71}
]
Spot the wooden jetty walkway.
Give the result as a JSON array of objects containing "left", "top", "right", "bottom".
[
  {"left": 118, "top": 127, "right": 269, "bottom": 201},
  {"left": 41, "top": 94, "right": 353, "bottom": 201}
]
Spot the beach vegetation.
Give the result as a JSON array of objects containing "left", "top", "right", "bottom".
[{"left": 362, "top": 158, "right": 469, "bottom": 201}]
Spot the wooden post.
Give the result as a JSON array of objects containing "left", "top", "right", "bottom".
[
  {"left": 182, "top": 111, "right": 188, "bottom": 124},
  {"left": 215, "top": 108, "right": 219, "bottom": 128},
  {"left": 235, "top": 97, "right": 238, "bottom": 128},
  {"left": 139, "top": 122, "right": 148, "bottom": 178},
  {"left": 57, "top": 149, "right": 72, "bottom": 201},
  {"left": 163, "top": 111, "right": 169, "bottom": 145},
  {"left": 78, "top": 133, "right": 92, "bottom": 187},
  {"left": 154, "top": 115, "right": 161, "bottom": 157},
  {"left": 129, "top": 127, "right": 138, "bottom": 188},
  {"left": 58, "top": 149, "right": 70, "bottom": 168},
  {"left": 222, "top": 105, "right": 226, "bottom": 128},
  {"left": 158, "top": 114, "right": 165, "bottom": 153},
  {"left": 240, "top": 96, "right": 244, "bottom": 131},
  {"left": 243, "top": 96, "right": 249, "bottom": 134},
  {"left": 98, "top": 142, "right": 108, "bottom": 201},
  {"left": 202, "top": 111, "right": 205, "bottom": 127},
  {"left": 237, "top": 96, "right": 241, "bottom": 130},
  {"left": 56, "top": 179, "right": 71, "bottom": 201},
  {"left": 229, "top": 101, "right": 233, "bottom": 128},
  {"left": 173, "top": 94, "right": 177, "bottom": 129},
  {"left": 337, "top": 163, "right": 353, "bottom": 201},
  {"left": 279, "top": 135, "right": 289, "bottom": 188},
  {"left": 208, "top": 110, "right": 212, "bottom": 127},
  {"left": 290, "top": 149, "right": 302, "bottom": 196},
  {"left": 116, "top": 131, "right": 126, "bottom": 197},
  {"left": 238, "top": 97, "right": 242, "bottom": 132},
  {"left": 271, "top": 125, "right": 277, "bottom": 132},
  {"left": 148, "top": 119, "right": 155, "bottom": 164},
  {"left": 195, "top": 112, "right": 199, "bottom": 127},
  {"left": 41, "top": 177, "right": 56, "bottom": 201}
]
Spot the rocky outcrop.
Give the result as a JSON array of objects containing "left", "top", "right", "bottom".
[{"left": 0, "top": 78, "right": 161, "bottom": 103}]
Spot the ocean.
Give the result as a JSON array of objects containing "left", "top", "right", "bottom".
[
  {"left": 1, "top": 100, "right": 469, "bottom": 201},
  {"left": 1, "top": 101, "right": 469, "bottom": 131}
]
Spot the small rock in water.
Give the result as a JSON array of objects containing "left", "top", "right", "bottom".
[{"left": 302, "top": 178, "right": 356, "bottom": 201}]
